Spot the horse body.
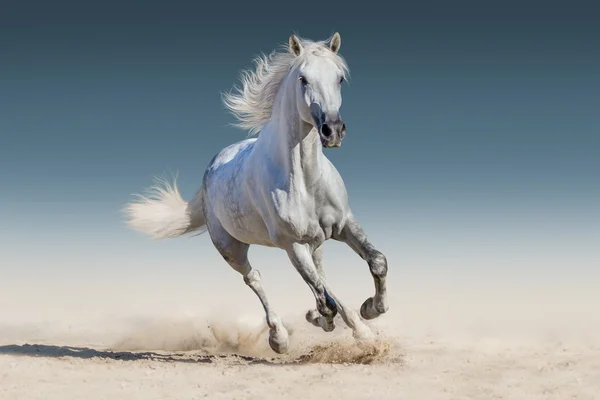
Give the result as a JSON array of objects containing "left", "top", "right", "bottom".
[
  {"left": 124, "top": 33, "right": 389, "bottom": 354},
  {"left": 205, "top": 136, "right": 349, "bottom": 248}
]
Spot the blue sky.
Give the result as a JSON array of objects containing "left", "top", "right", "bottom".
[{"left": 1, "top": 1, "right": 598, "bottom": 290}]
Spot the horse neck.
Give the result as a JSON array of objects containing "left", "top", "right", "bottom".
[{"left": 257, "top": 76, "right": 324, "bottom": 186}]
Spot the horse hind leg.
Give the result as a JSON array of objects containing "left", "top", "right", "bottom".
[
  {"left": 243, "top": 267, "right": 289, "bottom": 354},
  {"left": 207, "top": 222, "right": 289, "bottom": 354}
]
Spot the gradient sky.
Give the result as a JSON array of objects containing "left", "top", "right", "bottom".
[{"left": 1, "top": 1, "right": 598, "bottom": 293}]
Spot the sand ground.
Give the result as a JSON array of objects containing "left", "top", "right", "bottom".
[{"left": 1, "top": 279, "right": 599, "bottom": 399}]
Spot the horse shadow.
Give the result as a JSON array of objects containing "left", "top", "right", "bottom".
[{"left": 0, "top": 343, "right": 275, "bottom": 365}]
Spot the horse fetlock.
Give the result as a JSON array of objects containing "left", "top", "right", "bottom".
[
  {"left": 317, "top": 298, "right": 337, "bottom": 320},
  {"left": 352, "top": 324, "right": 375, "bottom": 341},
  {"left": 321, "top": 318, "right": 335, "bottom": 332},
  {"left": 266, "top": 314, "right": 283, "bottom": 330},
  {"left": 374, "top": 295, "right": 389, "bottom": 314}
]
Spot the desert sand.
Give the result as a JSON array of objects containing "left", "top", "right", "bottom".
[{"left": 1, "top": 273, "right": 599, "bottom": 399}]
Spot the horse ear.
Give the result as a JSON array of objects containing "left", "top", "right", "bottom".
[
  {"left": 329, "top": 32, "right": 341, "bottom": 53},
  {"left": 289, "top": 34, "right": 303, "bottom": 56}
]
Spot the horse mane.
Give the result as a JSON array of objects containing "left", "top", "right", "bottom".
[{"left": 222, "top": 35, "right": 349, "bottom": 136}]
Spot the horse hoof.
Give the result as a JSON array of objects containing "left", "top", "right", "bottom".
[
  {"left": 360, "top": 297, "right": 388, "bottom": 320},
  {"left": 306, "top": 309, "right": 335, "bottom": 332},
  {"left": 269, "top": 328, "right": 289, "bottom": 354},
  {"left": 305, "top": 309, "right": 320, "bottom": 325}
]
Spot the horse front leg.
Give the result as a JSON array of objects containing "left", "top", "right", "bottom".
[
  {"left": 287, "top": 243, "right": 336, "bottom": 332},
  {"left": 304, "top": 244, "right": 331, "bottom": 329},
  {"left": 287, "top": 243, "right": 374, "bottom": 340},
  {"left": 335, "top": 215, "right": 389, "bottom": 320},
  {"left": 312, "top": 244, "right": 326, "bottom": 279}
]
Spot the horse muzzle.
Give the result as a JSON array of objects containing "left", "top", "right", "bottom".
[{"left": 319, "top": 119, "right": 346, "bottom": 148}]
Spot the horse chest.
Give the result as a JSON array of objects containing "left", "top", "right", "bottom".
[{"left": 268, "top": 187, "right": 343, "bottom": 245}]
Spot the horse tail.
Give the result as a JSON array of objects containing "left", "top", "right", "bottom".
[{"left": 123, "top": 176, "right": 207, "bottom": 239}]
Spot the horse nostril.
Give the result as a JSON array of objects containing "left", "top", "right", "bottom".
[
  {"left": 321, "top": 124, "right": 333, "bottom": 137},
  {"left": 340, "top": 123, "right": 346, "bottom": 134}
]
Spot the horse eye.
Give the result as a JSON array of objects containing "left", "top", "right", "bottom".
[
  {"left": 299, "top": 76, "right": 308, "bottom": 86},
  {"left": 339, "top": 76, "right": 345, "bottom": 84}
]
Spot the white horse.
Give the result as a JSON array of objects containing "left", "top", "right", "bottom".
[{"left": 123, "top": 33, "right": 389, "bottom": 354}]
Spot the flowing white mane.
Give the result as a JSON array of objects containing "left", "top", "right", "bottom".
[{"left": 222, "top": 35, "right": 349, "bottom": 136}]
